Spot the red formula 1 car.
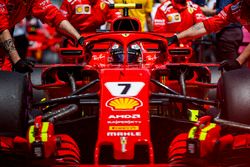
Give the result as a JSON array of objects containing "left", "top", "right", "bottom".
[{"left": 0, "top": 3, "right": 250, "bottom": 167}]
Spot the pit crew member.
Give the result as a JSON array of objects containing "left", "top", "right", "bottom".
[
  {"left": 153, "top": 0, "right": 206, "bottom": 33},
  {"left": 167, "top": 0, "right": 250, "bottom": 71},
  {"left": 114, "top": 0, "right": 153, "bottom": 31},
  {"left": 0, "top": 0, "right": 83, "bottom": 73},
  {"left": 60, "top": 0, "right": 121, "bottom": 33}
]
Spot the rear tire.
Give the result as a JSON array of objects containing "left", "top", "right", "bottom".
[
  {"left": 30, "top": 68, "right": 46, "bottom": 103},
  {"left": 208, "top": 66, "right": 221, "bottom": 100},
  {"left": 0, "top": 71, "right": 30, "bottom": 137},
  {"left": 218, "top": 68, "right": 250, "bottom": 124}
]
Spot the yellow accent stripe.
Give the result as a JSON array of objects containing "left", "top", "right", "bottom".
[
  {"left": 41, "top": 122, "right": 49, "bottom": 142},
  {"left": 189, "top": 109, "right": 199, "bottom": 122},
  {"left": 29, "top": 126, "right": 35, "bottom": 143},
  {"left": 188, "top": 127, "right": 197, "bottom": 139},
  {"left": 113, "top": 3, "right": 137, "bottom": 8},
  {"left": 199, "top": 123, "right": 216, "bottom": 141}
]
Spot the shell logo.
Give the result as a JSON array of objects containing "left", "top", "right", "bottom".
[
  {"left": 106, "top": 97, "right": 143, "bottom": 111},
  {"left": 167, "top": 15, "right": 172, "bottom": 22},
  {"left": 76, "top": 6, "right": 83, "bottom": 13}
]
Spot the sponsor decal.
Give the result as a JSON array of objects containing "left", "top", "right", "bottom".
[
  {"left": 120, "top": 137, "right": 127, "bottom": 152},
  {"left": 154, "top": 19, "right": 165, "bottom": 26},
  {"left": 166, "top": 13, "right": 181, "bottom": 24},
  {"left": 106, "top": 97, "right": 142, "bottom": 111},
  {"left": 108, "top": 114, "right": 142, "bottom": 124},
  {"left": 231, "top": 1, "right": 240, "bottom": 11},
  {"left": 100, "top": 2, "right": 106, "bottom": 10},
  {"left": 160, "top": 1, "right": 172, "bottom": 12},
  {"left": 167, "top": 15, "right": 172, "bottom": 22},
  {"left": 188, "top": 7, "right": 194, "bottom": 14},
  {"left": 218, "top": 10, "right": 227, "bottom": 19},
  {"left": 107, "top": 120, "right": 142, "bottom": 124},
  {"left": 108, "top": 114, "right": 140, "bottom": 119},
  {"left": 107, "top": 132, "right": 141, "bottom": 137},
  {"left": 105, "top": 82, "right": 145, "bottom": 97},
  {"left": 76, "top": 4, "right": 91, "bottom": 14},
  {"left": 109, "top": 126, "right": 139, "bottom": 131}
]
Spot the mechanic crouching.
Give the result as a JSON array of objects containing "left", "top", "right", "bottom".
[
  {"left": 167, "top": 0, "right": 250, "bottom": 71},
  {"left": 0, "top": 0, "right": 84, "bottom": 73}
]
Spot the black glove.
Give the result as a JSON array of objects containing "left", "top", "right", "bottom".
[
  {"left": 13, "top": 59, "right": 34, "bottom": 73},
  {"left": 167, "top": 35, "right": 179, "bottom": 46},
  {"left": 77, "top": 36, "right": 84, "bottom": 46},
  {"left": 218, "top": 59, "right": 241, "bottom": 71}
]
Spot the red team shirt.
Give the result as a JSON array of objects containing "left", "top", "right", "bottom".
[
  {"left": 0, "top": 0, "right": 66, "bottom": 71},
  {"left": 0, "top": 0, "right": 66, "bottom": 32},
  {"left": 153, "top": 0, "right": 205, "bottom": 33},
  {"left": 60, "top": 0, "right": 121, "bottom": 33},
  {"left": 203, "top": 0, "right": 250, "bottom": 33}
]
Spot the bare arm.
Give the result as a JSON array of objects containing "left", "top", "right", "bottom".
[
  {"left": 236, "top": 43, "right": 250, "bottom": 65},
  {"left": 146, "top": 13, "right": 153, "bottom": 32},
  {"left": 176, "top": 22, "right": 208, "bottom": 40},
  {"left": 0, "top": 30, "right": 20, "bottom": 64},
  {"left": 58, "top": 20, "right": 81, "bottom": 41}
]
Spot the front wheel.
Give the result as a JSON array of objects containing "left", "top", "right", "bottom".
[{"left": 217, "top": 68, "right": 250, "bottom": 124}]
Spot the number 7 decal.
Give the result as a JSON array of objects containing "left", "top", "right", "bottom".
[{"left": 105, "top": 82, "right": 145, "bottom": 97}]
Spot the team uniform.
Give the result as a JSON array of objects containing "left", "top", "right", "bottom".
[
  {"left": 114, "top": 0, "right": 153, "bottom": 31},
  {"left": 153, "top": 0, "right": 206, "bottom": 33},
  {"left": 60, "top": 0, "right": 121, "bottom": 33},
  {"left": 204, "top": 0, "right": 250, "bottom": 32},
  {"left": 0, "top": 0, "right": 66, "bottom": 71}
]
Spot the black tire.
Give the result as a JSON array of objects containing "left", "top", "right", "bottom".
[
  {"left": 30, "top": 68, "right": 46, "bottom": 103},
  {"left": 0, "top": 71, "right": 30, "bottom": 137},
  {"left": 208, "top": 66, "right": 221, "bottom": 100},
  {"left": 218, "top": 68, "right": 250, "bottom": 124}
]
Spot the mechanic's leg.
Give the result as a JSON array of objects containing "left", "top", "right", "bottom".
[{"left": 215, "top": 27, "right": 243, "bottom": 62}]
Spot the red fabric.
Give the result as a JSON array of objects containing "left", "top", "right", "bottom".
[
  {"left": 0, "top": 0, "right": 66, "bottom": 33},
  {"left": 203, "top": 0, "right": 250, "bottom": 33},
  {"left": 60, "top": 0, "right": 121, "bottom": 33},
  {"left": 153, "top": 0, "right": 206, "bottom": 33},
  {"left": 0, "top": 0, "right": 66, "bottom": 70},
  {"left": 1, "top": 56, "right": 12, "bottom": 71}
]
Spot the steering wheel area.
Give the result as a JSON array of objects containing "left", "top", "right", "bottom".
[{"left": 83, "top": 32, "right": 168, "bottom": 66}]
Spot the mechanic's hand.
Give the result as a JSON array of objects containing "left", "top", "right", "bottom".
[
  {"left": 218, "top": 59, "right": 241, "bottom": 71},
  {"left": 77, "top": 36, "right": 85, "bottom": 46},
  {"left": 167, "top": 35, "right": 179, "bottom": 46},
  {"left": 13, "top": 59, "right": 34, "bottom": 73}
]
